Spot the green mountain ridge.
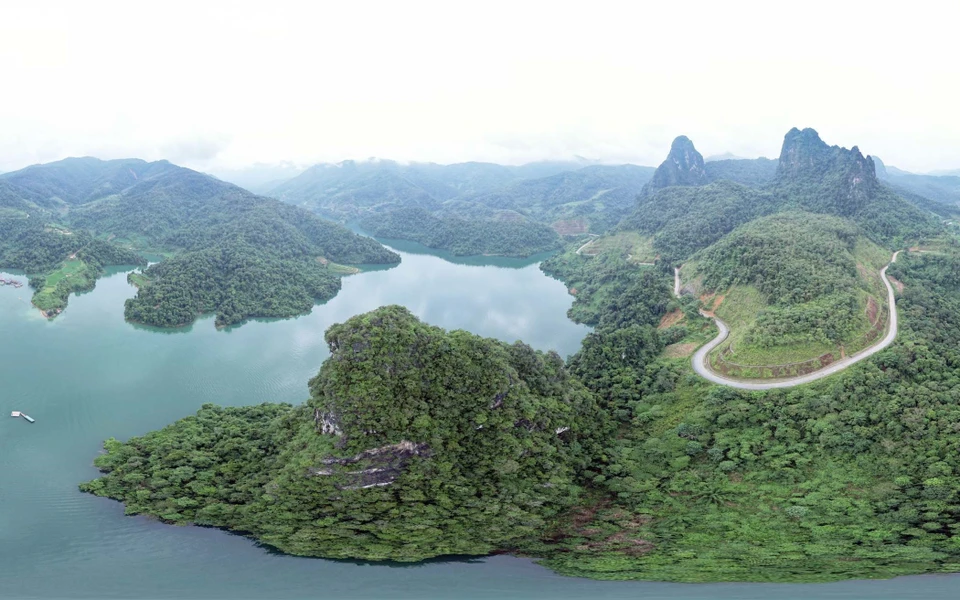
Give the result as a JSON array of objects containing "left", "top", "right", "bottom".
[
  {"left": 358, "top": 207, "right": 563, "bottom": 257},
  {"left": 270, "top": 159, "right": 656, "bottom": 253},
  {"left": 0, "top": 158, "right": 399, "bottom": 325},
  {"left": 871, "top": 156, "right": 960, "bottom": 216},
  {"left": 621, "top": 129, "right": 939, "bottom": 266}
]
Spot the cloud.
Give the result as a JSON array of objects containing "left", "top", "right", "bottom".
[{"left": 160, "top": 136, "right": 231, "bottom": 167}]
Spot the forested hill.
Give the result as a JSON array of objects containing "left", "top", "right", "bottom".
[
  {"left": 872, "top": 156, "right": 960, "bottom": 216},
  {"left": 82, "top": 306, "right": 608, "bottom": 562},
  {"left": 620, "top": 129, "right": 940, "bottom": 263},
  {"left": 70, "top": 166, "right": 397, "bottom": 264},
  {"left": 358, "top": 207, "right": 562, "bottom": 257},
  {"left": 0, "top": 157, "right": 399, "bottom": 326},
  {"left": 0, "top": 157, "right": 177, "bottom": 208},
  {"left": 269, "top": 159, "right": 655, "bottom": 253}
]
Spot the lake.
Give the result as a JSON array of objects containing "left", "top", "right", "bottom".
[{"left": 0, "top": 243, "right": 956, "bottom": 600}]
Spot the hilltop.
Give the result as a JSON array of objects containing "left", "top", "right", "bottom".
[
  {"left": 558, "top": 127, "right": 940, "bottom": 379},
  {"left": 81, "top": 306, "right": 607, "bottom": 562},
  {"left": 0, "top": 158, "right": 399, "bottom": 325}
]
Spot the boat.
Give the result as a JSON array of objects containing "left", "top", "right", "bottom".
[{"left": 10, "top": 411, "right": 35, "bottom": 423}]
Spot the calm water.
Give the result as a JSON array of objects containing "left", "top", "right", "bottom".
[{"left": 0, "top": 245, "right": 956, "bottom": 600}]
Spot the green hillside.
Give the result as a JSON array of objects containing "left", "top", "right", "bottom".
[
  {"left": 682, "top": 213, "right": 891, "bottom": 375},
  {"left": 0, "top": 213, "right": 146, "bottom": 315},
  {"left": 359, "top": 207, "right": 562, "bottom": 257},
  {"left": 81, "top": 306, "right": 607, "bottom": 562},
  {"left": 0, "top": 158, "right": 399, "bottom": 325},
  {"left": 271, "top": 159, "right": 654, "bottom": 253}
]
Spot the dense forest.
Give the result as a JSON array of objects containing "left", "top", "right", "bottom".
[
  {"left": 529, "top": 243, "right": 960, "bottom": 582},
  {"left": 124, "top": 243, "right": 343, "bottom": 328},
  {"left": 0, "top": 157, "right": 399, "bottom": 325},
  {"left": 82, "top": 306, "right": 608, "bottom": 561},
  {"left": 359, "top": 207, "right": 562, "bottom": 257},
  {"left": 704, "top": 157, "right": 778, "bottom": 186},
  {"left": 270, "top": 159, "right": 655, "bottom": 250}
]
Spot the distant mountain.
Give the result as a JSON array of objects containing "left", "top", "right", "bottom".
[
  {"left": 207, "top": 162, "right": 306, "bottom": 194},
  {"left": 452, "top": 164, "right": 655, "bottom": 232},
  {"left": 871, "top": 156, "right": 960, "bottom": 214},
  {"left": 621, "top": 128, "right": 938, "bottom": 263},
  {"left": 641, "top": 136, "right": 709, "bottom": 196},
  {"left": 359, "top": 207, "right": 563, "bottom": 257},
  {"left": 929, "top": 168, "right": 960, "bottom": 177},
  {"left": 0, "top": 157, "right": 177, "bottom": 208},
  {"left": 705, "top": 152, "right": 745, "bottom": 162},
  {"left": 270, "top": 158, "right": 656, "bottom": 252},
  {"left": 270, "top": 159, "right": 455, "bottom": 218},
  {"left": 0, "top": 158, "right": 399, "bottom": 326}
]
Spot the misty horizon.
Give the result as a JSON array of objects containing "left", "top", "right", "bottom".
[{"left": 2, "top": 1, "right": 959, "bottom": 176}]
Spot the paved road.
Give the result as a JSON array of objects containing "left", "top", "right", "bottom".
[
  {"left": 680, "top": 251, "right": 901, "bottom": 390},
  {"left": 575, "top": 235, "right": 600, "bottom": 255}
]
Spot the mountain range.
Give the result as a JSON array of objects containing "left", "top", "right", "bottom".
[{"left": 0, "top": 158, "right": 398, "bottom": 325}]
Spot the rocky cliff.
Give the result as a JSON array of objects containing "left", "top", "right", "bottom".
[{"left": 642, "top": 135, "right": 709, "bottom": 196}]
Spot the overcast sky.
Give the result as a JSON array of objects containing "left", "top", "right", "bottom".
[{"left": 1, "top": 0, "right": 957, "bottom": 174}]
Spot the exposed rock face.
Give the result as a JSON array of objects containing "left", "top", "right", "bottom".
[
  {"left": 775, "top": 127, "right": 880, "bottom": 215},
  {"left": 777, "top": 128, "right": 879, "bottom": 187},
  {"left": 642, "top": 135, "right": 709, "bottom": 196},
  {"left": 310, "top": 440, "right": 431, "bottom": 490},
  {"left": 313, "top": 407, "right": 342, "bottom": 436}
]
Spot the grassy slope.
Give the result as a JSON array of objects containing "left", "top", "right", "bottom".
[
  {"left": 580, "top": 231, "right": 657, "bottom": 264},
  {"left": 31, "top": 259, "right": 96, "bottom": 313},
  {"left": 675, "top": 214, "right": 894, "bottom": 377}
]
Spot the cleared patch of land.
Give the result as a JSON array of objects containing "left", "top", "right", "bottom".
[
  {"left": 579, "top": 231, "right": 656, "bottom": 264},
  {"left": 663, "top": 342, "right": 697, "bottom": 358},
  {"left": 658, "top": 309, "right": 684, "bottom": 329}
]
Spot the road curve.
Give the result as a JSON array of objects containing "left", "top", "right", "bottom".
[{"left": 679, "top": 251, "right": 901, "bottom": 390}]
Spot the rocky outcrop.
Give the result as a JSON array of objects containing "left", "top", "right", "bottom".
[
  {"left": 777, "top": 128, "right": 879, "bottom": 187},
  {"left": 775, "top": 127, "right": 880, "bottom": 215},
  {"left": 642, "top": 136, "right": 709, "bottom": 196},
  {"left": 313, "top": 407, "right": 342, "bottom": 436},
  {"left": 310, "top": 440, "right": 431, "bottom": 490}
]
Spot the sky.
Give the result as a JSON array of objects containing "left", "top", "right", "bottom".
[{"left": 1, "top": 0, "right": 958, "bottom": 174}]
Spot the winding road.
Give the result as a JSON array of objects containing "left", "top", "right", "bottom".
[{"left": 679, "top": 251, "right": 901, "bottom": 390}]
